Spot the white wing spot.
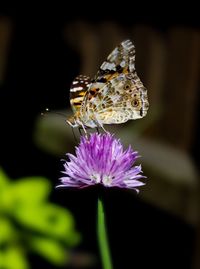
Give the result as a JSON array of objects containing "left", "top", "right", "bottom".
[
  {"left": 101, "top": 62, "right": 116, "bottom": 70},
  {"left": 70, "top": 86, "right": 83, "bottom": 92}
]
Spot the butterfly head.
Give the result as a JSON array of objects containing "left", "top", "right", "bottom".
[{"left": 66, "top": 115, "right": 80, "bottom": 128}]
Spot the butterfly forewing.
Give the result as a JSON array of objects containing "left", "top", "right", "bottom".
[
  {"left": 94, "top": 39, "right": 136, "bottom": 83},
  {"left": 70, "top": 75, "right": 91, "bottom": 113}
]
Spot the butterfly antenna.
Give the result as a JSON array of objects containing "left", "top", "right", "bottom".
[
  {"left": 41, "top": 108, "right": 67, "bottom": 118},
  {"left": 41, "top": 107, "right": 51, "bottom": 116}
]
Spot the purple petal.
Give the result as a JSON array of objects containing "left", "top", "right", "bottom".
[{"left": 57, "top": 132, "right": 146, "bottom": 191}]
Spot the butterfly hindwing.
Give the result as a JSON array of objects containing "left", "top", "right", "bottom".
[
  {"left": 83, "top": 73, "right": 148, "bottom": 124},
  {"left": 81, "top": 40, "right": 148, "bottom": 125}
]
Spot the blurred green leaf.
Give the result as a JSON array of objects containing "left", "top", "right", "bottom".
[
  {"left": 0, "top": 168, "right": 9, "bottom": 190},
  {"left": 34, "top": 111, "right": 73, "bottom": 156},
  {"left": 29, "top": 236, "right": 68, "bottom": 265},
  {"left": 0, "top": 247, "right": 29, "bottom": 269},
  {"left": 13, "top": 204, "right": 80, "bottom": 245},
  {"left": 0, "top": 169, "right": 9, "bottom": 211},
  {"left": 11, "top": 177, "right": 51, "bottom": 205},
  {"left": 0, "top": 176, "right": 51, "bottom": 214},
  {"left": 0, "top": 218, "right": 17, "bottom": 244},
  {"left": 0, "top": 168, "right": 80, "bottom": 268}
]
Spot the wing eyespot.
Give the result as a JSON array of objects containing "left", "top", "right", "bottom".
[
  {"left": 132, "top": 100, "right": 139, "bottom": 107},
  {"left": 124, "top": 84, "right": 130, "bottom": 90}
]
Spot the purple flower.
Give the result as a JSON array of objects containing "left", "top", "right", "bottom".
[{"left": 58, "top": 133, "right": 146, "bottom": 192}]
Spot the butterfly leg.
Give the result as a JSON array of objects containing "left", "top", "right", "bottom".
[
  {"left": 93, "top": 115, "right": 108, "bottom": 134},
  {"left": 96, "top": 127, "right": 100, "bottom": 134},
  {"left": 99, "top": 123, "right": 108, "bottom": 133},
  {"left": 79, "top": 122, "right": 88, "bottom": 138},
  {"left": 78, "top": 127, "right": 82, "bottom": 136},
  {"left": 71, "top": 127, "right": 78, "bottom": 143}
]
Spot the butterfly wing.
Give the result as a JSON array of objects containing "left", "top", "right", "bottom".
[
  {"left": 81, "top": 40, "right": 149, "bottom": 125},
  {"left": 69, "top": 75, "right": 91, "bottom": 113},
  {"left": 94, "top": 39, "right": 135, "bottom": 82}
]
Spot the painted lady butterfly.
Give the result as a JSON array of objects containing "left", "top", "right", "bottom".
[{"left": 67, "top": 40, "right": 149, "bottom": 130}]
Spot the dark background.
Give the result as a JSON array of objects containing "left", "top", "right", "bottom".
[{"left": 0, "top": 6, "right": 199, "bottom": 269}]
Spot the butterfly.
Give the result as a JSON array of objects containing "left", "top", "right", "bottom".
[{"left": 67, "top": 39, "right": 149, "bottom": 131}]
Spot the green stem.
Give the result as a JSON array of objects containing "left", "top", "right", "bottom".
[{"left": 97, "top": 197, "right": 113, "bottom": 269}]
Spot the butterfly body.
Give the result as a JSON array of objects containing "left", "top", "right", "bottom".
[{"left": 67, "top": 40, "right": 149, "bottom": 129}]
